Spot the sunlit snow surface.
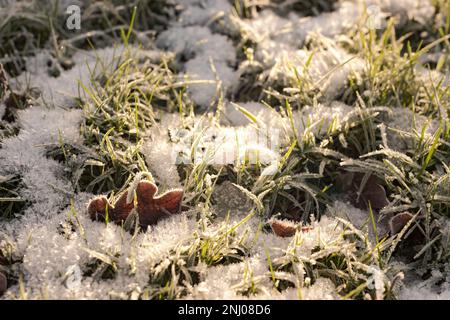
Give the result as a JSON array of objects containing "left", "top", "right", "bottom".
[{"left": 0, "top": 0, "right": 447, "bottom": 299}]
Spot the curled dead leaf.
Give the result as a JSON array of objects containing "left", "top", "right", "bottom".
[
  {"left": 389, "top": 212, "right": 414, "bottom": 234},
  {"left": 269, "top": 218, "right": 312, "bottom": 237},
  {"left": 336, "top": 172, "right": 389, "bottom": 210},
  {"left": 88, "top": 179, "right": 183, "bottom": 231}
]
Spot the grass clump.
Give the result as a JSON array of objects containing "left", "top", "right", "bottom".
[
  {"left": 270, "top": 218, "right": 400, "bottom": 300},
  {"left": 342, "top": 18, "right": 449, "bottom": 116},
  {"left": 142, "top": 214, "right": 251, "bottom": 300},
  {"left": 0, "top": 0, "right": 176, "bottom": 76},
  {"left": 48, "top": 47, "right": 191, "bottom": 195}
]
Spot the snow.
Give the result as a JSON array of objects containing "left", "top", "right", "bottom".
[
  {"left": 185, "top": 55, "right": 237, "bottom": 107},
  {"left": 399, "top": 284, "right": 450, "bottom": 300},
  {"left": 177, "top": 0, "right": 233, "bottom": 28},
  {"left": 380, "top": 0, "right": 435, "bottom": 25},
  {"left": 156, "top": 1, "right": 238, "bottom": 107},
  {"left": 4, "top": 200, "right": 198, "bottom": 299},
  {"left": 0, "top": 0, "right": 446, "bottom": 300},
  {"left": 328, "top": 200, "right": 388, "bottom": 240},
  {"left": 0, "top": 46, "right": 121, "bottom": 225},
  {"left": 144, "top": 135, "right": 182, "bottom": 189},
  {"left": 0, "top": 155, "right": 362, "bottom": 300},
  {"left": 235, "top": 0, "right": 437, "bottom": 102},
  {"left": 0, "top": 106, "right": 82, "bottom": 217},
  {"left": 221, "top": 101, "right": 282, "bottom": 127},
  {"left": 281, "top": 278, "right": 339, "bottom": 300},
  {"left": 185, "top": 215, "right": 346, "bottom": 300},
  {"left": 235, "top": 4, "right": 368, "bottom": 101},
  {"left": 12, "top": 47, "right": 123, "bottom": 108},
  {"left": 0, "top": 46, "right": 131, "bottom": 299},
  {"left": 144, "top": 110, "right": 282, "bottom": 169},
  {"left": 238, "top": 1, "right": 363, "bottom": 62},
  {"left": 221, "top": 100, "right": 355, "bottom": 140},
  {"left": 142, "top": 99, "right": 359, "bottom": 182},
  {"left": 291, "top": 101, "right": 354, "bottom": 137},
  {"left": 416, "top": 67, "right": 450, "bottom": 94},
  {"left": 386, "top": 108, "right": 439, "bottom": 151}
]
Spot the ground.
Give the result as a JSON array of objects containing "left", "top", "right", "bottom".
[{"left": 0, "top": 0, "right": 449, "bottom": 300}]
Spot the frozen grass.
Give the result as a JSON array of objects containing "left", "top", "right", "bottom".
[
  {"left": 0, "top": 0, "right": 449, "bottom": 300},
  {"left": 0, "top": 0, "right": 175, "bottom": 63}
]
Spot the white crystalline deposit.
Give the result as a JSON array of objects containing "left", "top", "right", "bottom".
[
  {"left": 12, "top": 47, "right": 123, "bottom": 108},
  {"left": 291, "top": 101, "right": 354, "bottom": 137},
  {"left": 281, "top": 278, "right": 340, "bottom": 300},
  {"left": 386, "top": 108, "right": 440, "bottom": 151},
  {"left": 416, "top": 66, "right": 450, "bottom": 94},
  {"left": 223, "top": 100, "right": 354, "bottom": 139},
  {"left": 0, "top": 0, "right": 444, "bottom": 301},
  {"left": 273, "top": 47, "right": 364, "bottom": 100},
  {"left": 239, "top": 1, "right": 363, "bottom": 61},
  {"left": 2, "top": 202, "right": 347, "bottom": 300},
  {"left": 144, "top": 100, "right": 354, "bottom": 175},
  {"left": 0, "top": 46, "right": 123, "bottom": 221},
  {"left": 377, "top": 0, "right": 435, "bottom": 25},
  {"left": 156, "top": 0, "right": 238, "bottom": 107},
  {"left": 399, "top": 282, "right": 450, "bottom": 300},
  {"left": 327, "top": 200, "right": 391, "bottom": 242},
  {"left": 236, "top": 4, "right": 367, "bottom": 100},
  {"left": 143, "top": 111, "right": 282, "bottom": 172},
  {"left": 220, "top": 101, "right": 282, "bottom": 127},
  {"left": 177, "top": 0, "right": 234, "bottom": 29},
  {"left": 2, "top": 198, "right": 198, "bottom": 299},
  {"left": 0, "top": 106, "right": 83, "bottom": 217},
  {"left": 144, "top": 136, "right": 182, "bottom": 189},
  {"left": 236, "top": 0, "right": 435, "bottom": 101},
  {"left": 0, "top": 46, "right": 125, "bottom": 299},
  {"left": 185, "top": 215, "right": 344, "bottom": 300},
  {"left": 397, "top": 258, "right": 450, "bottom": 300}
]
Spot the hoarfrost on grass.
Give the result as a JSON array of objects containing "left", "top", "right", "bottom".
[
  {"left": 156, "top": 1, "right": 238, "bottom": 107},
  {"left": 12, "top": 47, "right": 124, "bottom": 108},
  {"left": 386, "top": 108, "right": 440, "bottom": 151}
]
